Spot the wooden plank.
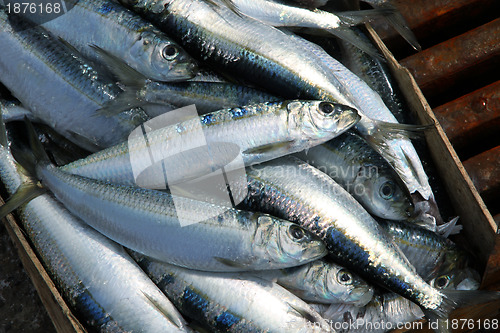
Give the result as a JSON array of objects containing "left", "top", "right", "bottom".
[
  {"left": 0, "top": 198, "right": 86, "bottom": 333},
  {"left": 433, "top": 81, "right": 500, "bottom": 152},
  {"left": 366, "top": 24, "right": 497, "bottom": 269}
]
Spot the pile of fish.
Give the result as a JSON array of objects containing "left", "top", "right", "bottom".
[{"left": 0, "top": 0, "right": 498, "bottom": 332}]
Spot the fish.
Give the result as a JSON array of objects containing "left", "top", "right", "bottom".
[
  {"left": 317, "top": 292, "right": 425, "bottom": 333},
  {"left": 10, "top": 119, "right": 328, "bottom": 272},
  {"left": 61, "top": 100, "right": 359, "bottom": 188},
  {"left": 296, "top": 131, "right": 414, "bottom": 220},
  {"left": 226, "top": 0, "right": 391, "bottom": 58},
  {"left": 0, "top": 113, "right": 191, "bottom": 333},
  {"left": 118, "top": 0, "right": 433, "bottom": 205},
  {"left": 0, "top": 8, "right": 148, "bottom": 151},
  {"left": 256, "top": 259, "right": 374, "bottom": 306},
  {"left": 378, "top": 219, "right": 480, "bottom": 287},
  {"left": 41, "top": 0, "right": 198, "bottom": 81},
  {"left": 132, "top": 252, "right": 334, "bottom": 332},
  {"left": 336, "top": 26, "right": 443, "bottom": 227},
  {"left": 225, "top": 156, "right": 499, "bottom": 326}
]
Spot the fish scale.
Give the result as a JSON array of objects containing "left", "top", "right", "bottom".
[
  {"left": 239, "top": 156, "right": 449, "bottom": 312},
  {"left": 0, "top": 9, "right": 149, "bottom": 151}
]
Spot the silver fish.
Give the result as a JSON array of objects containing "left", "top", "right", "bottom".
[
  {"left": 233, "top": 156, "right": 498, "bottom": 321},
  {"left": 132, "top": 252, "right": 334, "bottom": 332},
  {"left": 296, "top": 131, "right": 414, "bottom": 220},
  {"left": 256, "top": 259, "right": 374, "bottom": 306},
  {"left": 0, "top": 9, "right": 148, "bottom": 151},
  {"left": 227, "top": 0, "right": 387, "bottom": 57},
  {"left": 61, "top": 100, "right": 359, "bottom": 187},
  {"left": 42, "top": 0, "right": 197, "bottom": 81},
  {"left": 0, "top": 117, "right": 190, "bottom": 332},
  {"left": 25, "top": 119, "right": 327, "bottom": 272}
]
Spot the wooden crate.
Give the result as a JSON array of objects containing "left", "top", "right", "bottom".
[{"left": 1, "top": 18, "right": 499, "bottom": 333}]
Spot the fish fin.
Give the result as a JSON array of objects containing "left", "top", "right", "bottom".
[
  {"left": 57, "top": 37, "right": 82, "bottom": 56},
  {"left": 66, "top": 130, "right": 103, "bottom": 152},
  {"left": 0, "top": 183, "right": 46, "bottom": 220},
  {"left": 141, "top": 290, "right": 183, "bottom": 328},
  {"left": 243, "top": 140, "right": 296, "bottom": 155},
  {"left": 424, "top": 290, "right": 500, "bottom": 332},
  {"left": 213, "top": 256, "right": 249, "bottom": 269},
  {"left": 0, "top": 104, "right": 7, "bottom": 147},
  {"left": 328, "top": 26, "right": 384, "bottom": 61},
  {"left": 218, "top": 0, "right": 243, "bottom": 17},
  {"left": 436, "top": 217, "right": 462, "bottom": 238},
  {"left": 364, "top": 2, "right": 421, "bottom": 51},
  {"left": 287, "top": 302, "right": 324, "bottom": 326},
  {"left": 375, "top": 119, "right": 435, "bottom": 140},
  {"left": 25, "top": 117, "right": 51, "bottom": 166},
  {"left": 89, "top": 44, "right": 146, "bottom": 87},
  {"left": 336, "top": 8, "right": 395, "bottom": 26},
  {"left": 96, "top": 91, "right": 145, "bottom": 117}
]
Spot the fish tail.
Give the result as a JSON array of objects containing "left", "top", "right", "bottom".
[
  {"left": 0, "top": 115, "right": 46, "bottom": 219},
  {"left": 424, "top": 290, "right": 500, "bottom": 333},
  {"left": 89, "top": 45, "right": 147, "bottom": 117},
  {"left": 371, "top": 2, "right": 421, "bottom": 51},
  {"left": 336, "top": 8, "right": 395, "bottom": 26},
  {"left": 328, "top": 26, "right": 384, "bottom": 60}
]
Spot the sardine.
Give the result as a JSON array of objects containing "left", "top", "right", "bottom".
[
  {"left": 42, "top": 0, "right": 197, "bottom": 81},
  {"left": 227, "top": 0, "right": 389, "bottom": 57},
  {"left": 296, "top": 131, "right": 413, "bottom": 220},
  {"left": 118, "top": 0, "right": 432, "bottom": 204},
  {"left": 230, "top": 156, "right": 499, "bottom": 323},
  {"left": 61, "top": 100, "right": 359, "bottom": 187},
  {"left": 0, "top": 9, "right": 148, "bottom": 151},
  {"left": 256, "top": 259, "right": 374, "bottom": 306},
  {"left": 132, "top": 252, "right": 334, "bottom": 332},
  {"left": 18, "top": 119, "right": 327, "bottom": 271},
  {"left": 0, "top": 116, "right": 190, "bottom": 332}
]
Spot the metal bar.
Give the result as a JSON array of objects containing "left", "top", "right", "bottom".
[
  {"left": 463, "top": 146, "right": 500, "bottom": 196},
  {"left": 433, "top": 81, "right": 500, "bottom": 151},
  {"left": 400, "top": 18, "right": 500, "bottom": 97},
  {"left": 369, "top": 0, "right": 496, "bottom": 51}
]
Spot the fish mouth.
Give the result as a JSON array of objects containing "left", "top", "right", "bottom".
[
  {"left": 164, "top": 62, "right": 198, "bottom": 81},
  {"left": 301, "top": 243, "right": 328, "bottom": 262},
  {"left": 349, "top": 286, "right": 375, "bottom": 307}
]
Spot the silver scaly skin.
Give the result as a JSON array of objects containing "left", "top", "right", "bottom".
[
  {"left": 378, "top": 219, "right": 481, "bottom": 289},
  {"left": 316, "top": 293, "right": 424, "bottom": 333},
  {"left": 239, "top": 156, "right": 453, "bottom": 314},
  {"left": 0, "top": 9, "right": 148, "bottom": 151},
  {"left": 134, "top": 80, "right": 280, "bottom": 114},
  {"left": 42, "top": 0, "right": 197, "bottom": 81},
  {"left": 296, "top": 131, "right": 414, "bottom": 221},
  {"left": 256, "top": 259, "right": 374, "bottom": 306},
  {"left": 119, "top": 0, "right": 431, "bottom": 203},
  {"left": 34, "top": 158, "right": 327, "bottom": 271},
  {"left": 132, "top": 252, "right": 334, "bottom": 332},
  {"left": 290, "top": 33, "right": 432, "bottom": 201},
  {"left": 0, "top": 123, "right": 190, "bottom": 332},
  {"left": 61, "top": 100, "right": 359, "bottom": 187}
]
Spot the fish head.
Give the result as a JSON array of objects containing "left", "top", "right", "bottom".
[
  {"left": 352, "top": 165, "right": 414, "bottom": 220},
  {"left": 325, "top": 265, "right": 374, "bottom": 306},
  {"left": 255, "top": 215, "right": 327, "bottom": 266},
  {"left": 429, "top": 250, "right": 481, "bottom": 291},
  {"left": 288, "top": 101, "right": 360, "bottom": 142},
  {"left": 130, "top": 30, "right": 198, "bottom": 81}
]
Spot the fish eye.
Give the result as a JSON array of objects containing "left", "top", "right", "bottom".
[
  {"left": 433, "top": 275, "right": 450, "bottom": 289},
  {"left": 318, "top": 102, "right": 336, "bottom": 115},
  {"left": 162, "top": 44, "right": 179, "bottom": 60},
  {"left": 289, "top": 225, "right": 305, "bottom": 240},
  {"left": 379, "top": 181, "right": 395, "bottom": 200},
  {"left": 337, "top": 269, "right": 353, "bottom": 285}
]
